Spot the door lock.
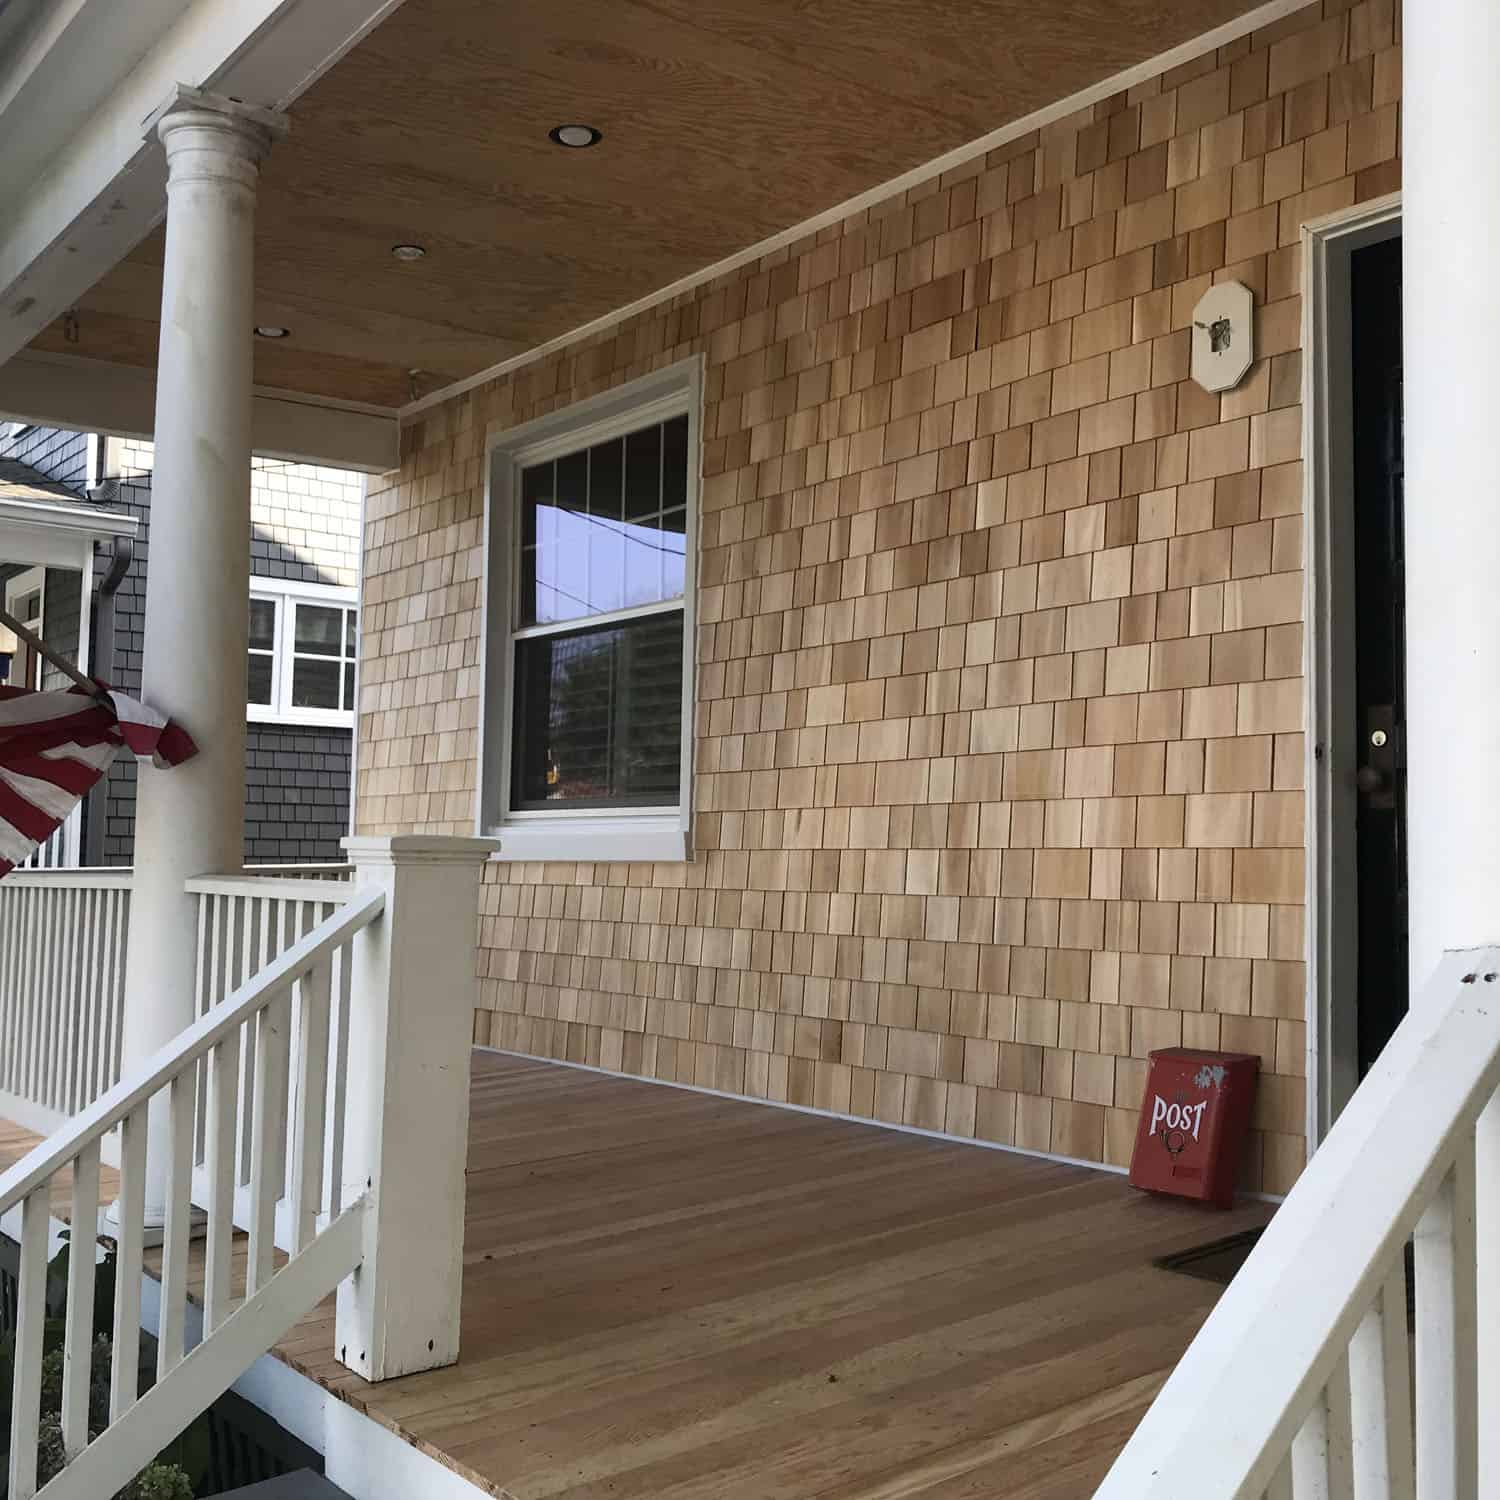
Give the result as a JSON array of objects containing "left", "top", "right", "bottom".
[{"left": 1360, "top": 705, "right": 1398, "bottom": 810}]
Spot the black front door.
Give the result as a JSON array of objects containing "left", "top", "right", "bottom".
[{"left": 1349, "top": 236, "right": 1407, "bottom": 1075}]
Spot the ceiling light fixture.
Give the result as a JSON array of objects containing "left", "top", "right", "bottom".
[
  {"left": 254, "top": 325, "right": 289, "bottom": 339},
  {"left": 549, "top": 123, "right": 602, "bottom": 149},
  {"left": 391, "top": 243, "right": 427, "bottom": 261}
]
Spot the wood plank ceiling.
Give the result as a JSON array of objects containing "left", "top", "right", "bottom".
[{"left": 31, "top": 0, "right": 1263, "bottom": 410}]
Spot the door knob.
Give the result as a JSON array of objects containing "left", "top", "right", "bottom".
[{"left": 1356, "top": 764, "right": 1388, "bottom": 795}]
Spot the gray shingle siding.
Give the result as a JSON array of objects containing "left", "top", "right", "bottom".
[
  {"left": 0, "top": 431, "right": 362, "bottom": 866},
  {"left": 0, "top": 424, "right": 90, "bottom": 489}
]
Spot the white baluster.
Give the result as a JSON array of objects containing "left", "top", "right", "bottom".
[
  {"left": 1294, "top": 1385, "right": 1331, "bottom": 1498},
  {"left": 289, "top": 957, "right": 331, "bottom": 1252},
  {"left": 1348, "top": 1264, "right": 1414, "bottom": 1500},
  {"left": 1415, "top": 1151, "right": 1478, "bottom": 1499},
  {"left": 1326, "top": 1354, "right": 1355, "bottom": 1499},
  {"left": 8, "top": 1187, "right": 50, "bottom": 1500},
  {"left": 109, "top": 1104, "right": 147, "bottom": 1421},
  {"left": 156, "top": 1070, "right": 196, "bottom": 1376},
  {"left": 325, "top": 938, "right": 352, "bottom": 1218},
  {"left": 61, "top": 1141, "right": 101, "bottom": 1457},
  {"left": 248, "top": 983, "right": 290, "bottom": 1294},
  {"left": 204, "top": 1026, "right": 241, "bottom": 1332},
  {"left": 1476, "top": 1090, "right": 1500, "bottom": 1496}
]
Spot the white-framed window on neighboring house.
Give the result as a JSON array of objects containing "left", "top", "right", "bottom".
[
  {"left": 482, "top": 358, "right": 701, "bottom": 862},
  {"left": 2, "top": 567, "right": 45, "bottom": 690},
  {"left": 247, "top": 578, "right": 358, "bottom": 728}
]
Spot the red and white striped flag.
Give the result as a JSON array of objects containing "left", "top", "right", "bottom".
[{"left": 0, "top": 684, "right": 197, "bottom": 876}]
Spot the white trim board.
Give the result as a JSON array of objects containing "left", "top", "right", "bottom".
[
  {"left": 1300, "top": 192, "right": 1403, "bottom": 1154},
  {"left": 0, "top": 351, "right": 400, "bottom": 474},
  {"left": 400, "top": 0, "right": 1316, "bottom": 422},
  {"left": 478, "top": 356, "right": 702, "bottom": 863}
]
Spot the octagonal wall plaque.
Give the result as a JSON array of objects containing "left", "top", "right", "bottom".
[{"left": 1190, "top": 280, "right": 1255, "bottom": 393}]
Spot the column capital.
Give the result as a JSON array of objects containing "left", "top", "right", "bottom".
[{"left": 145, "top": 84, "right": 288, "bottom": 173}]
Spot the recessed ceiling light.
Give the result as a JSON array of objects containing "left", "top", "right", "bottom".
[
  {"left": 254, "top": 325, "right": 289, "bottom": 339},
  {"left": 549, "top": 123, "right": 602, "bottom": 149},
  {"left": 391, "top": 243, "right": 427, "bottom": 261}
]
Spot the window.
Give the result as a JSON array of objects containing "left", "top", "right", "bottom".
[
  {"left": 246, "top": 580, "right": 358, "bottom": 727},
  {"left": 483, "top": 359, "right": 700, "bottom": 862}
]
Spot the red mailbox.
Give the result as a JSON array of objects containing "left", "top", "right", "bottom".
[{"left": 1129, "top": 1048, "right": 1259, "bottom": 1208}]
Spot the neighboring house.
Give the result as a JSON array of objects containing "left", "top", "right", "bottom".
[{"left": 0, "top": 425, "right": 363, "bottom": 864}]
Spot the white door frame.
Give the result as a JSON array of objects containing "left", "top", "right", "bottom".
[{"left": 1302, "top": 192, "right": 1403, "bottom": 1151}]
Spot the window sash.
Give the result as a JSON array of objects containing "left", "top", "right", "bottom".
[
  {"left": 503, "top": 413, "right": 691, "bottom": 818},
  {"left": 247, "top": 589, "right": 357, "bottom": 725},
  {"left": 481, "top": 357, "right": 701, "bottom": 855},
  {"left": 509, "top": 606, "right": 685, "bottom": 812}
]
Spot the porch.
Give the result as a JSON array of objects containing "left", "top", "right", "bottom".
[{"left": 2, "top": 1051, "right": 1267, "bottom": 1499}]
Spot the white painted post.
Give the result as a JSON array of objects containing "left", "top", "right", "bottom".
[
  {"left": 1404, "top": 7, "right": 1500, "bottom": 1488},
  {"left": 334, "top": 836, "right": 496, "bottom": 1381},
  {"left": 116, "top": 86, "right": 285, "bottom": 1223}
]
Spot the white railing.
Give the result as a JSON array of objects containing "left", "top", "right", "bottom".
[
  {"left": 0, "top": 889, "right": 383, "bottom": 1500},
  {"left": 0, "top": 870, "right": 131, "bottom": 1136},
  {"left": 185, "top": 872, "right": 357, "bottom": 1250},
  {"left": 0, "top": 864, "right": 353, "bottom": 1145},
  {"left": 1096, "top": 948, "right": 1500, "bottom": 1499},
  {"left": 0, "top": 835, "right": 492, "bottom": 1500}
]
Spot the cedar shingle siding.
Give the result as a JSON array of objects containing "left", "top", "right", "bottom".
[{"left": 363, "top": 0, "right": 1400, "bottom": 1190}]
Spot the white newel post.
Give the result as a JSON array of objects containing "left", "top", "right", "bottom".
[
  {"left": 117, "top": 89, "right": 285, "bottom": 1223},
  {"left": 1403, "top": 4, "right": 1500, "bottom": 1493},
  {"left": 336, "top": 836, "right": 495, "bottom": 1381}
]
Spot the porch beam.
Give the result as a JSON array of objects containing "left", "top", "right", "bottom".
[
  {"left": 1402, "top": 0, "right": 1500, "bottom": 1487},
  {"left": 0, "top": 351, "right": 399, "bottom": 474},
  {"left": 0, "top": 0, "right": 408, "bottom": 369}
]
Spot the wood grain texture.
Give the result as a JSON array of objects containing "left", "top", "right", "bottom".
[
  {"left": 34, "top": 0, "right": 1268, "bottom": 407},
  {"left": 5, "top": 1054, "right": 1268, "bottom": 1495}
]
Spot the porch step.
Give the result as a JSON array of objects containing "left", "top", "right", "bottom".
[{"left": 208, "top": 1472, "right": 351, "bottom": 1500}]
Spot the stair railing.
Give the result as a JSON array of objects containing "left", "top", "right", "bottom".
[
  {"left": 1, "top": 834, "right": 494, "bottom": 1500},
  {"left": 2, "top": 889, "right": 382, "bottom": 1500},
  {"left": 1096, "top": 947, "right": 1500, "bottom": 1499}
]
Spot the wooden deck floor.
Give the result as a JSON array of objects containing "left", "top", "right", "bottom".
[{"left": 4, "top": 1054, "right": 1270, "bottom": 1498}]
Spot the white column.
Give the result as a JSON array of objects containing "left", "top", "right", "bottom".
[
  {"left": 335, "top": 836, "right": 495, "bottom": 1381},
  {"left": 1403, "top": 6, "right": 1500, "bottom": 1493},
  {"left": 119, "top": 87, "right": 285, "bottom": 1220}
]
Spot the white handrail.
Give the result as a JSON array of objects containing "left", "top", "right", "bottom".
[
  {"left": 0, "top": 889, "right": 383, "bottom": 1216},
  {"left": 1096, "top": 947, "right": 1500, "bottom": 1499}
]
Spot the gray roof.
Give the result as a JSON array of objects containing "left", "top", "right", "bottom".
[{"left": 0, "top": 457, "right": 88, "bottom": 507}]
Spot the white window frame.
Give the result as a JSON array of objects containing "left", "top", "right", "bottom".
[
  {"left": 247, "top": 576, "right": 358, "bottom": 729},
  {"left": 480, "top": 356, "right": 701, "bottom": 863},
  {"left": 3, "top": 566, "right": 46, "bottom": 691}
]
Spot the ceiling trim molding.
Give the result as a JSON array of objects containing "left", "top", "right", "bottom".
[
  {"left": 0, "top": 352, "right": 399, "bottom": 474},
  {"left": 400, "top": 0, "right": 1313, "bottom": 424}
]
